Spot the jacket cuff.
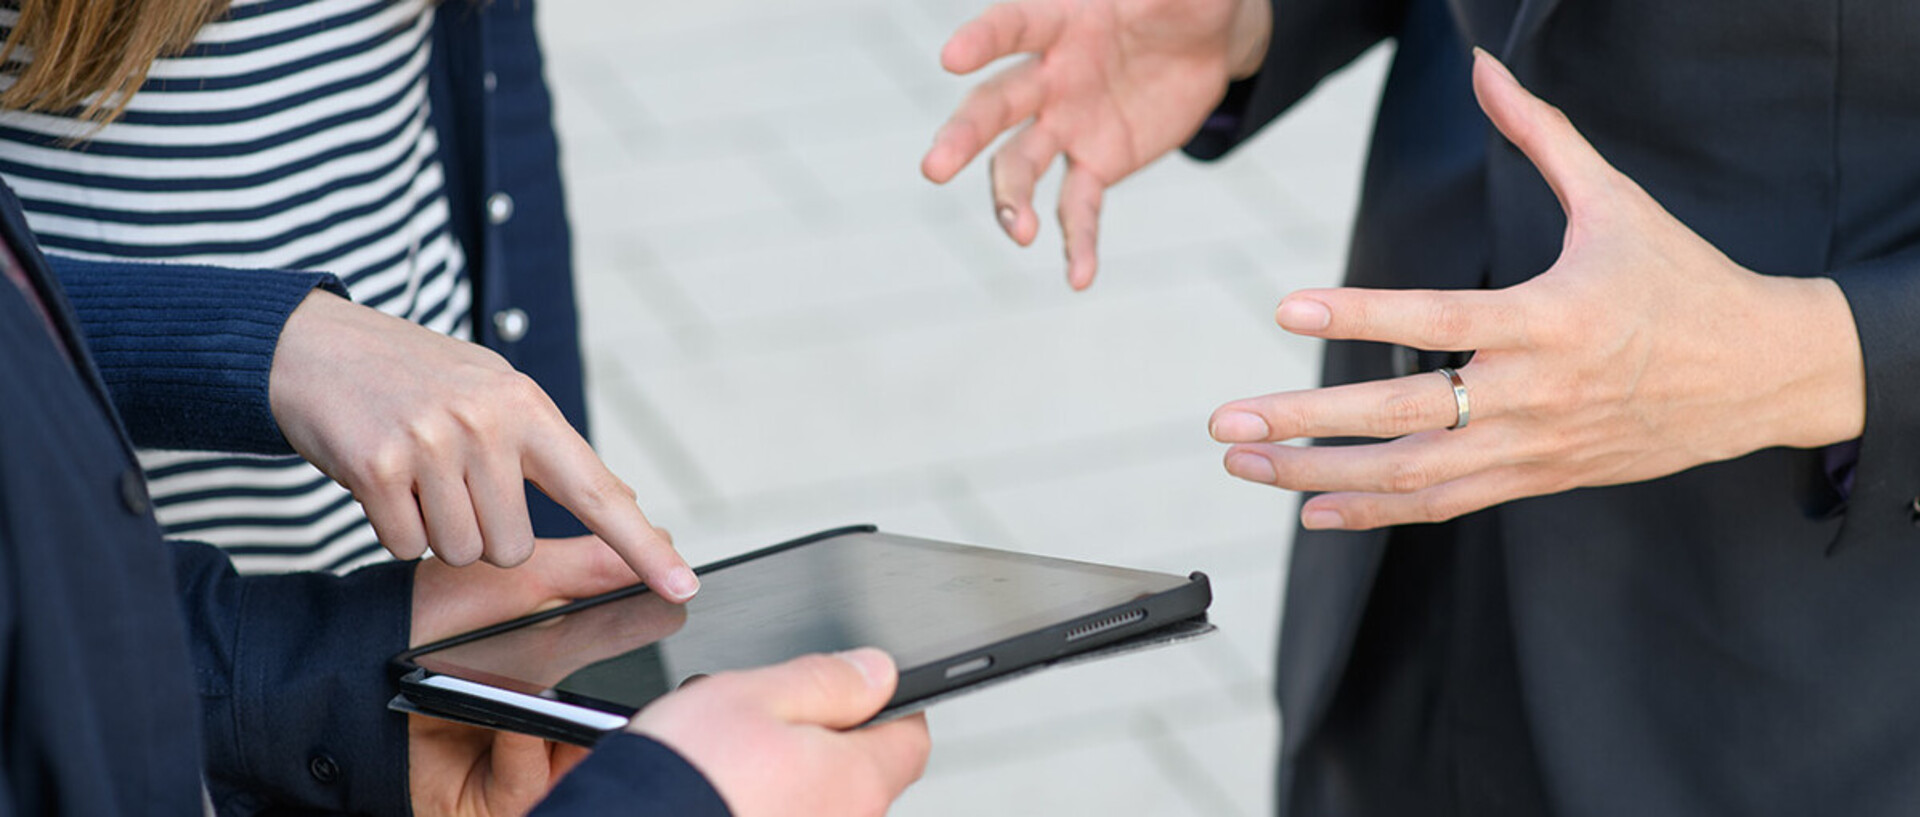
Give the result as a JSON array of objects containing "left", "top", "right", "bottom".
[
  {"left": 1828, "top": 253, "right": 1920, "bottom": 549},
  {"left": 178, "top": 540, "right": 415, "bottom": 816},
  {"left": 1184, "top": 0, "right": 1401, "bottom": 161},
  {"left": 533, "top": 732, "right": 731, "bottom": 816},
  {"left": 48, "top": 254, "right": 347, "bottom": 455}
]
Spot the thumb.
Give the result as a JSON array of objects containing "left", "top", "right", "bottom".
[
  {"left": 483, "top": 731, "right": 559, "bottom": 811},
  {"left": 1471, "top": 48, "right": 1618, "bottom": 220},
  {"left": 735, "top": 648, "right": 900, "bottom": 729}
]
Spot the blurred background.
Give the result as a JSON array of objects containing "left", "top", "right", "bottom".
[{"left": 538, "top": 1, "right": 1389, "bottom": 814}]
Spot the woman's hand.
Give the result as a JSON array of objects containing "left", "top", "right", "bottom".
[
  {"left": 269, "top": 295, "right": 697, "bottom": 600},
  {"left": 1208, "top": 51, "right": 1866, "bottom": 529},
  {"left": 922, "top": 0, "right": 1273, "bottom": 289}
]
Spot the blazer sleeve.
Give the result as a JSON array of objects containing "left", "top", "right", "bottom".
[
  {"left": 48, "top": 254, "right": 346, "bottom": 456},
  {"left": 171, "top": 540, "right": 416, "bottom": 816},
  {"left": 532, "top": 732, "right": 732, "bottom": 816},
  {"left": 1184, "top": 0, "right": 1407, "bottom": 161},
  {"left": 1828, "top": 250, "right": 1920, "bottom": 549}
]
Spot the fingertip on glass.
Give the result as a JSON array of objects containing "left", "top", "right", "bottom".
[{"left": 661, "top": 566, "right": 700, "bottom": 601}]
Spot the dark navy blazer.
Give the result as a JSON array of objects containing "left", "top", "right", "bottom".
[
  {"left": 0, "top": 180, "right": 725, "bottom": 813},
  {"left": 1191, "top": 1, "right": 1920, "bottom": 814}
]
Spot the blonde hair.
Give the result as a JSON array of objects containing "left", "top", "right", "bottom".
[{"left": 0, "top": 0, "right": 232, "bottom": 123}]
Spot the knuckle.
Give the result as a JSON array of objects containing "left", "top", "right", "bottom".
[
  {"left": 1423, "top": 301, "right": 1474, "bottom": 349},
  {"left": 1379, "top": 392, "right": 1429, "bottom": 437},
  {"left": 779, "top": 654, "right": 851, "bottom": 702},
  {"left": 358, "top": 445, "right": 412, "bottom": 488},
  {"left": 577, "top": 472, "right": 638, "bottom": 511},
  {"left": 380, "top": 532, "right": 427, "bottom": 561},
  {"left": 446, "top": 396, "right": 496, "bottom": 436},
  {"left": 405, "top": 418, "right": 453, "bottom": 456},
  {"left": 1265, "top": 401, "right": 1313, "bottom": 438},
  {"left": 486, "top": 538, "right": 535, "bottom": 568},
  {"left": 1412, "top": 493, "right": 1458, "bottom": 525},
  {"left": 1383, "top": 459, "right": 1432, "bottom": 494},
  {"left": 435, "top": 539, "right": 481, "bottom": 567}
]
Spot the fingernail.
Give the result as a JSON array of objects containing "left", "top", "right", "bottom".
[
  {"left": 996, "top": 205, "right": 1017, "bottom": 234},
  {"left": 1276, "top": 298, "right": 1331, "bottom": 332},
  {"left": 662, "top": 566, "right": 700, "bottom": 600},
  {"left": 1474, "top": 47, "right": 1516, "bottom": 82},
  {"left": 836, "top": 647, "right": 894, "bottom": 690},
  {"left": 1210, "top": 411, "right": 1271, "bottom": 442},
  {"left": 1302, "top": 508, "right": 1345, "bottom": 529},
  {"left": 1225, "top": 451, "right": 1278, "bottom": 484}
]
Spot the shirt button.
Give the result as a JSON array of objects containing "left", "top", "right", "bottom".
[
  {"left": 493, "top": 308, "right": 530, "bottom": 343},
  {"left": 308, "top": 753, "right": 341, "bottom": 785},
  {"left": 119, "top": 469, "right": 149, "bottom": 516},
  {"left": 486, "top": 191, "right": 515, "bottom": 225},
  {"left": 483, "top": 70, "right": 498, "bottom": 93}
]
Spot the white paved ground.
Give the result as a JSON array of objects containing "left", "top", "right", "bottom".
[{"left": 537, "top": 2, "right": 1390, "bottom": 814}]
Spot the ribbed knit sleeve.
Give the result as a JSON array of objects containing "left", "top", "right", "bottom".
[{"left": 48, "top": 255, "right": 346, "bottom": 455}]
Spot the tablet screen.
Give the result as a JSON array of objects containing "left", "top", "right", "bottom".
[{"left": 413, "top": 531, "right": 1193, "bottom": 715}]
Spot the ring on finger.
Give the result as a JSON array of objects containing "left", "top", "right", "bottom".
[{"left": 1436, "top": 367, "right": 1470, "bottom": 430}]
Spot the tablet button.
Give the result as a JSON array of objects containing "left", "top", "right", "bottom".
[
  {"left": 944, "top": 656, "right": 993, "bottom": 679},
  {"left": 308, "top": 754, "right": 341, "bottom": 785}
]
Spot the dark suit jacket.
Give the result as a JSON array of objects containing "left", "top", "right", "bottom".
[
  {"left": 1192, "top": 1, "right": 1920, "bottom": 814},
  {"left": 0, "top": 179, "right": 726, "bottom": 813}
]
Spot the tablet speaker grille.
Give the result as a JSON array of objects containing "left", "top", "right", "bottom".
[{"left": 1066, "top": 608, "right": 1146, "bottom": 642}]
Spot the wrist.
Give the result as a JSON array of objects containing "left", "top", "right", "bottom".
[
  {"left": 1758, "top": 274, "right": 1865, "bottom": 449},
  {"left": 1227, "top": 0, "right": 1274, "bottom": 80}
]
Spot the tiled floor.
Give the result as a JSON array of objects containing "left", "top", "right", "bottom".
[{"left": 537, "top": 2, "right": 1391, "bottom": 814}]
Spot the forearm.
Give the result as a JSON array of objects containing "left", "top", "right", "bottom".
[
  {"left": 49, "top": 254, "right": 344, "bottom": 455},
  {"left": 173, "top": 540, "right": 415, "bottom": 816}
]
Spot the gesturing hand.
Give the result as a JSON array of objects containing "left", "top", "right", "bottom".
[
  {"left": 630, "top": 649, "right": 932, "bottom": 817},
  {"left": 408, "top": 536, "right": 643, "bottom": 817},
  {"left": 1208, "top": 50, "right": 1867, "bottom": 530},
  {"left": 269, "top": 293, "right": 697, "bottom": 600},
  {"left": 921, "top": 0, "right": 1273, "bottom": 289}
]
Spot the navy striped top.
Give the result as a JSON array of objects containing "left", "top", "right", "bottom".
[{"left": 0, "top": 0, "right": 467, "bottom": 573}]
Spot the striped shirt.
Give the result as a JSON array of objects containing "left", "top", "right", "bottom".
[{"left": 0, "top": 0, "right": 468, "bottom": 574}]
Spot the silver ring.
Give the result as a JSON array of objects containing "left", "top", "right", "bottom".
[{"left": 1437, "top": 367, "right": 1470, "bottom": 430}]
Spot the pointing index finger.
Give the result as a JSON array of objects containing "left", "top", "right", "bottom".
[
  {"left": 523, "top": 423, "right": 698, "bottom": 603},
  {"left": 1275, "top": 288, "right": 1528, "bottom": 352}
]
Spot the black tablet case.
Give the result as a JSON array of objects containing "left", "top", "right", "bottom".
[{"left": 389, "top": 526, "right": 1217, "bottom": 746}]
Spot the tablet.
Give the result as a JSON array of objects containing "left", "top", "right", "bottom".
[{"left": 392, "top": 525, "right": 1213, "bottom": 745}]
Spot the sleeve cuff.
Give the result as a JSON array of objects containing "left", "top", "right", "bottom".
[
  {"left": 1184, "top": 0, "right": 1400, "bottom": 161},
  {"left": 1828, "top": 254, "right": 1920, "bottom": 549},
  {"left": 533, "top": 732, "right": 731, "bottom": 816},
  {"left": 49, "top": 254, "right": 347, "bottom": 455},
  {"left": 180, "top": 539, "right": 415, "bottom": 816}
]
